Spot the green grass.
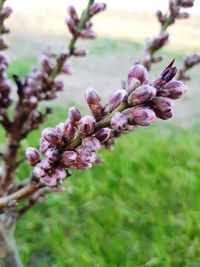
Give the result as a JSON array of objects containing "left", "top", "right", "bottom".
[{"left": 14, "top": 116, "right": 200, "bottom": 267}]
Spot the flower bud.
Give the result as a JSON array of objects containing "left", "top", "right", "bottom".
[
  {"left": 40, "top": 138, "right": 53, "bottom": 154},
  {"left": 66, "top": 17, "right": 77, "bottom": 35},
  {"left": 72, "top": 158, "right": 92, "bottom": 170},
  {"left": 128, "top": 85, "right": 156, "bottom": 105},
  {"left": 0, "top": 6, "right": 12, "bottom": 20},
  {"left": 42, "top": 128, "right": 62, "bottom": 146},
  {"left": 67, "top": 5, "right": 78, "bottom": 21},
  {"left": 80, "top": 29, "right": 97, "bottom": 39},
  {"left": 103, "top": 89, "right": 126, "bottom": 114},
  {"left": 61, "top": 63, "right": 72, "bottom": 75},
  {"left": 89, "top": 2, "right": 107, "bottom": 16},
  {"left": 127, "top": 64, "right": 147, "bottom": 84},
  {"left": 77, "top": 147, "right": 96, "bottom": 164},
  {"left": 40, "top": 55, "right": 53, "bottom": 74},
  {"left": 82, "top": 137, "right": 101, "bottom": 152},
  {"left": 42, "top": 175, "right": 57, "bottom": 186},
  {"left": 94, "top": 128, "right": 111, "bottom": 143},
  {"left": 61, "top": 151, "right": 77, "bottom": 166},
  {"left": 77, "top": 115, "right": 96, "bottom": 137},
  {"left": 68, "top": 107, "right": 81, "bottom": 126},
  {"left": 26, "top": 147, "right": 40, "bottom": 166},
  {"left": 72, "top": 48, "right": 86, "bottom": 57},
  {"left": 33, "top": 163, "right": 46, "bottom": 178},
  {"left": 63, "top": 121, "right": 76, "bottom": 142},
  {"left": 131, "top": 106, "right": 157, "bottom": 126},
  {"left": 111, "top": 112, "right": 129, "bottom": 131},
  {"left": 152, "top": 97, "right": 173, "bottom": 120},
  {"left": 45, "top": 148, "right": 60, "bottom": 163},
  {"left": 159, "top": 80, "right": 187, "bottom": 99},
  {"left": 85, "top": 87, "right": 101, "bottom": 105},
  {"left": 54, "top": 167, "right": 67, "bottom": 180},
  {"left": 54, "top": 80, "right": 64, "bottom": 91}
]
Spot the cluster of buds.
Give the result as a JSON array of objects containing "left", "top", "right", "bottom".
[
  {"left": 142, "top": 0, "right": 195, "bottom": 70},
  {"left": 26, "top": 61, "right": 187, "bottom": 187},
  {"left": 20, "top": 51, "right": 71, "bottom": 110},
  {"left": 66, "top": 1, "right": 106, "bottom": 56},
  {"left": 177, "top": 53, "right": 200, "bottom": 80},
  {"left": 0, "top": 5, "right": 12, "bottom": 49},
  {"left": 0, "top": 53, "right": 12, "bottom": 117}
]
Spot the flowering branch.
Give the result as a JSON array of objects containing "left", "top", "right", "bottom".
[
  {"left": 141, "top": 0, "right": 194, "bottom": 71},
  {"left": 0, "top": 60, "right": 188, "bottom": 212},
  {"left": 0, "top": 0, "right": 106, "bottom": 193},
  {"left": 177, "top": 53, "right": 200, "bottom": 80}
]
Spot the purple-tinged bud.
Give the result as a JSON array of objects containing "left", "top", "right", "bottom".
[
  {"left": 72, "top": 48, "right": 87, "bottom": 57},
  {"left": 77, "top": 115, "right": 96, "bottom": 137},
  {"left": 56, "top": 122, "right": 65, "bottom": 135},
  {"left": 152, "top": 60, "right": 177, "bottom": 89},
  {"left": 61, "top": 64, "right": 72, "bottom": 75},
  {"left": 103, "top": 89, "right": 126, "bottom": 114},
  {"left": 40, "top": 55, "right": 53, "bottom": 74},
  {"left": 68, "top": 107, "right": 81, "bottom": 126},
  {"left": 54, "top": 167, "right": 67, "bottom": 180},
  {"left": 33, "top": 163, "right": 46, "bottom": 178},
  {"left": 63, "top": 121, "right": 76, "bottom": 142},
  {"left": 26, "top": 147, "right": 40, "bottom": 166},
  {"left": 152, "top": 97, "right": 173, "bottom": 120},
  {"left": 82, "top": 137, "right": 101, "bottom": 152},
  {"left": 127, "top": 64, "right": 147, "bottom": 84},
  {"left": 29, "top": 96, "right": 38, "bottom": 107},
  {"left": 95, "top": 128, "right": 111, "bottom": 143},
  {"left": 72, "top": 158, "right": 92, "bottom": 170},
  {"left": 42, "top": 128, "right": 62, "bottom": 146},
  {"left": 42, "top": 175, "right": 57, "bottom": 186},
  {"left": 61, "top": 151, "right": 77, "bottom": 166},
  {"left": 111, "top": 112, "right": 129, "bottom": 131},
  {"left": 66, "top": 17, "right": 77, "bottom": 35},
  {"left": 128, "top": 85, "right": 157, "bottom": 106},
  {"left": 80, "top": 29, "right": 97, "bottom": 39},
  {"left": 57, "top": 51, "right": 69, "bottom": 64},
  {"left": 67, "top": 5, "right": 78, "bottom": 21},
  {"left": 131, "top": 106, "right": 157, "bottom": 126},
  {"left": 40, "top": 138, "right": 53, "bottom": 154},
  {"left": 54, "top": 80, "right": 64, "bottom": 91},
  {"left": 45, "top": 148, "right": 60, "bottom": 163},
  {"left": 77, "top": 147, "right": 96, "bottom": 164},
  {"left": 41, "top": 159, "right": 52, "bottom": 170},
  {"left": 158, "top": 80, "right": 187, "bottom": 99},
  {"left": 85, "top": 87, "right": 101, "bottom": 105},
  {"left": 179, "top": 0, "right": 194, "bottom": 8},
  {"left": 0, "top": 6, "right": 12, "bottom": 20},
  {"left": 89, "top": 2, "right": 107, "bottom": 16}
]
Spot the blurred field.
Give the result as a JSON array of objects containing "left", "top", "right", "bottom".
[{"left": 2, "top": 3, "right": 200, "bottom": 266}]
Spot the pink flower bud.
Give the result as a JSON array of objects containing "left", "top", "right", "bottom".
[
  {"left": 72, "top": 48, "right": 86, "bottom": 57},
  {"left": 56, "top": 122, "right": 65, "bottom": 135},
  {"left": 127, "top": 64, "right": 147, "bottom": 84},
  {"left": 40, "top": 55, "right": 53, "bottom": 74},
  {"left": 68, "top": 106, "right": 81, "bottom": 125},
  {"left": 77, "top": 115, "right": 96, "bottom": 137},
  {"left": 103, "top": 89, "right": 126, "bottom": 114},
  {"left": 54, "top": 167, "right": 67, "bottom": 180},
  {"left": 72, "top": 158, "right": 92, "bottom": 170},
  {"left": 152, "top": 97, "right": 173, "bottom": 120},
  {"left": 67, "top": 5, "right": 78, "bottom": 21},
  {"left": 42, "top": 175, "right": 57, "bottom": 186},
  {"left": 77, "top": 147, "right": 96, "bottom": 164},
  {"left": 0, "top": 6, "right": 12, "bottom": 20},
  {"left": 61, "top": 64, "right": 72, "bottom": 75},
  {"left": 158, "top": 80, "right": 187, "bottom": 99},
  {"left": 89, "top": 2, "right": 107, "bottom": 16},
  {"left": 54, "top": 80, "right": 64, "bottom": 91},
  {"left": 111, "top": 113, "right": 129, "bottom": 131},
  {"left": 26, "top": 147, "right": 40, "bottom": 166},
  {"left": 63, "top": 121, "right": 76, "bottom": 142},
  {"left": 85, "top": 87, "right": 101, "bottom": 105},
  {"left": 42, "top": 128, "right": 62, "bottom": 146},
  {"left": 33, "top": 162, "right": 47, "bottom": 177},
  {"left": 95, "top": 128, "right": 111, "bottom": 143},
  {"left": 80, "top": 29, "right": 97, "bottom": 39},
  {"left": 40, "top": 138, "right": 53, "bottom": 154},
  {"left": 45, "top": 148, "right": 60, "bottom": 163},
  {"left": 128, "top": 85, "right": 157, "bottom": 105},
  {"left": 66, "top": 17, "right": 77, "bottom": 35},
  {"left": 82, "top": 137, "right": 101, "bottom": 152},
  {"left": 131, "top": 106, "right": 157, "bottom": 126},
  {"left": 61, "top": 151, "right": 77, "bottom": 166},
  {"left": 57, "top": 51, "right": 69, "bottom": 64}
]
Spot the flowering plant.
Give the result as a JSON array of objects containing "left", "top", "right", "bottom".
[{"left": 0, "top": 0, "right": 199, "bottom": 266}]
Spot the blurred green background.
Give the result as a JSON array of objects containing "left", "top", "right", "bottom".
[{"left": 3, "top": 0, "right": 200, "bottom": 266}]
